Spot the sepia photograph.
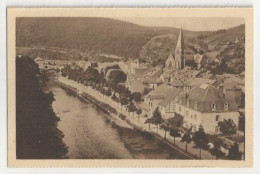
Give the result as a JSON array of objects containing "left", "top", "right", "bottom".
[{"left": 7, "top": 8, "right": 253, "bottom": 167}]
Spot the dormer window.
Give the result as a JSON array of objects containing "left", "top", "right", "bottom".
[
  {"left": 211, "top": 103, "right": 216, "bottom": 111},
  {"left": 194, "top": 102, "right": 198, "bottom": 110},
  {"left": 224, "top": 102, "right": 229, "bottom": 110}
]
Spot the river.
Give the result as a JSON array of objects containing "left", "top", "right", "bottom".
[{"left": 47, "top": 74, "right": 189, "bottom": 159}]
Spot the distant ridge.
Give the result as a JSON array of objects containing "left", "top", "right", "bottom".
[{"left": 16, "top": 17, "right": 244, "bottom": 63}]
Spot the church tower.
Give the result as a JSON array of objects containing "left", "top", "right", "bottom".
[{"left": 174, "top": 28, "right": 185, "bottom": 70}]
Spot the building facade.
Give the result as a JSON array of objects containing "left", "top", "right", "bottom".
[{"left": 175, "top": 84, "right": 240, "bottom": 134}]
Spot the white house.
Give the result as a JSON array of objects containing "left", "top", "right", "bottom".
[{"left": 175, "top": 84, "right": 240, "bottom": 134}]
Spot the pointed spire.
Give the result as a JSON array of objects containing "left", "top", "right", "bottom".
[{"left": 176, "top": 27, "right": 185, "bottom": 50}]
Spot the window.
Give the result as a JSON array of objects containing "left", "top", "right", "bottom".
[
  {"left": 216, "top": 115, "right": 220, "bottom": 122},
  {"left": 211, "top": 103, "right": 216, "bottom": 111},
  {"left": 194, "top": 114, "right": 197, "bottom": 120},
  {"left": 191, "top": 114, "right": 193, "bottom": 119},
  {"left": 194, "top": 103, "right": 198, "bottom": 110},
  {"left": 187, "top": 99, "right": 190, "bottom": 107},
  {"left": 224, "top": 102, "right": 229, "bottom": 110},
  {"left": 179, "top": 106, "right": 181, "bottom": 112},
  {"left": 186, "top": 111, "right": 189, "bottom": 116}
]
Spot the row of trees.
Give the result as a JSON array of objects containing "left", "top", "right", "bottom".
[
  {"left": 145, "top": 107, "right": 242, "bottom": 160},
  {"left": 61, "top": 64, "right": 144, "bottom": 117}
]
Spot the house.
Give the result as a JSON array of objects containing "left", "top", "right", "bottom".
[
  {"left": 184, "top": 78, "right": 216, "bottom": 91},
  {"left": 170, "top": 80, "right": 184, "bottom": 89},
  {"left": 175, "top": 84, "right": 240, "bottom": 134},
  {"left": 158, "top": 88, "right": 183, "bottom": 119},
  {"left": 144, "top": 84, "right": 182, "bottom": 116},
  {"left": 134, "top": 65, "right": 147, "bottom": 77},
  {"left": 194, "top": 53, "right": 208, "bottom": 69},
  {"left": 219, "top": 83, "right": 243, "bottom": 107},
  {"left": 143, "top": 77, "right": 163, "bottom": 89}
]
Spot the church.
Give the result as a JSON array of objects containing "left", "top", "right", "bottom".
[{"left": 161, "top": 28, "right": 186, "bottom": 82}]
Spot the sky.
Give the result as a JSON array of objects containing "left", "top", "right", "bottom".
[{"left": 114, "top": 17, "right": 245, "bottom": 31}]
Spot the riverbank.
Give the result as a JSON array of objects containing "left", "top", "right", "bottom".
[{"left": 55, "top": 77, "right": 196, "bottom": 159}]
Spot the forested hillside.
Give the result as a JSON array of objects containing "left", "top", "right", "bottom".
[
  {"left": 16, "top": 17, "right": 204, "bottom": 60},
  {"left": 16, "top": 17, "right": 245, "bottom": 74}
]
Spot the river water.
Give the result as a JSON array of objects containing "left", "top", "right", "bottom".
[{"left": 47, "top": 74, "right": 189, "bottom": 159}]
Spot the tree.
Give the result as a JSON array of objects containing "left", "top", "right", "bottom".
[
  {"left": 127, "top": 102, "right": 137, "bottom": 118},
  {"left": 91, "top": 62, "right": 98, "bottom": 67},
  {"left": 84, "top": 66, "right": 100, "bottom": 83},
  {"left": 160, "top": 121, "right": 171, "bottom": 140},
  {"left": 193, "top": 126, "right": 209, "bottom": 159},
  {"left": 238, "top": 113, "right": 245, "bottom": 131},
  {"left": 145, "top": 118, "right": 153, "bottom": 130},
  {"left": 218, "top": 119, "right": 237, "bottom": 135},
  {"left": 111, "top": 93, "right": 118, "bottom": 101},
  {"left": 170, "top": 127, "right": 181, "bottom": 145},
  {"left": 152, "top": 107, "right": 163, "bottom": 133},
  {"left": 16, "top": 56, "right": 67, "bottom": 159},
  {"left": 104, "top": 64, "right": 120, "bottom": 74},
  {"left": 228, "top": 142, "right": 242, "bottom": 160},
  {"left": 132, "top": 92, "right": 142, "bottom": 102},
  {"left": 210, "top": 139, "right": 225, "bottom": 159},
  {"left": 136, "top": 108, "right": 142, "bottom": 122},
  {"left": 119, "top": 97, "right": 128, "bottom": 111},
  {"left": 181, "top": 131, "right": 192, "bottom": 152},
  {"left": 108, "top": 69, "right": 127, "bottom": 83}
]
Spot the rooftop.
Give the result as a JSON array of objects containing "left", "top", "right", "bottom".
[{"left": 178, "top": 84, "right": 238, "bottom": 112}]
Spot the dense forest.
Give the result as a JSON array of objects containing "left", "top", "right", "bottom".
[{"left": 16, "top": 56, "right": 67, "bottom": 159}]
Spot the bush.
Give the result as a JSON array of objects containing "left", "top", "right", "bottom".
[{"left": 218, "top": 119, "right": 237, "bottom": 135}]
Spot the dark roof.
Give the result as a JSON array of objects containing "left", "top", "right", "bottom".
[{"left": 178, "top": 84, "right": 238, "bottom": 112}]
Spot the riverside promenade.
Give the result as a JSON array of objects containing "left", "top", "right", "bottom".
[{"left": 57, "top": 76, "right": 215, "bottom": 159}]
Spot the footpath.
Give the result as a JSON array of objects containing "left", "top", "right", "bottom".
[{"left": 57, "top": 76, "right": 215, "bottom": 159}]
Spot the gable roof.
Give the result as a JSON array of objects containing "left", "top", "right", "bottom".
[
  {"left": 159, "top": 88, "right": 182, "bottom": 106},
  {"left": 145, "top": 85, "right": 183, "bottom": 106}
]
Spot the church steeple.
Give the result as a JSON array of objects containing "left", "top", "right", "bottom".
[
  {"left": 176, "top": 27, "right": 185, "bottom": 50},
  {"left": 174, "top": 28, "right": 185, "bottom": 70}
]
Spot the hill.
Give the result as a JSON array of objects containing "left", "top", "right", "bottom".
[
  {"left": 16, "top": 17, "right": 206, "bottom": 60},
  {"left": 16, "top": 17, "right": 245, "bottom": 74}
]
